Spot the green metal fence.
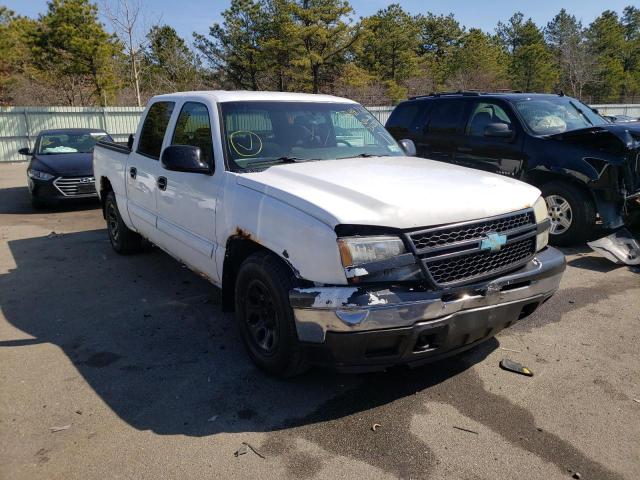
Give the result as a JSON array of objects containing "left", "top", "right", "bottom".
[
  {"left": 1, "top": 103, "right": 638, "bottom": 162},
  {"left": 0, "top": 106, "right": 144, "bottom": 162}
]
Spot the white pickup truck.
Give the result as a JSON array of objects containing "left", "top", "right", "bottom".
[{"left": 93, "top": 91, "right": 565, "bottom": 376}]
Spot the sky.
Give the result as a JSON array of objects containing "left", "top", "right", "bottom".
[{"left": 4, "top": 0, "right": 635, "bottom": 47}]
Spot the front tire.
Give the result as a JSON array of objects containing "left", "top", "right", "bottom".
[
  {"left": 105, "top": 191, "right": 143, "bottom": 254},
  {"left": 540, "top": 181, "right": 595, "bottom": 246},
  {"left": 235, "top": 252, "right": 308, "bottom": 377}
]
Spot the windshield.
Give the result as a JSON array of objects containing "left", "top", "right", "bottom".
[
  {"left": 513, "top": 97, "right": 608, "bottom": 135},
  {"left": 219, "top": 101, "right": 403, "bottom": 170},
  {"left": 37, "top": 132, "right": 112, "bottom": 154}
]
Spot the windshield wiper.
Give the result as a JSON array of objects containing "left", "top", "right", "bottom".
[
  {"left": 272, "top": 156, "right": 307, "bottom": 163},
  {"left": 335, "top": 153, "right": 390, "bottom": 160},
  {"left": 241, "top": 156, "right": 320, "bottom": 170}
]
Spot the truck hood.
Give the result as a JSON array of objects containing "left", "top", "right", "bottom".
[{"left": 236, "top": 156, "right": 541, "bottom": 229}]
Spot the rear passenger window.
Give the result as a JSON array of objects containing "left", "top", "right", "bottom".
[
  {"left": 137, "top": 101, "right": 175, "bottom": 159},
  {"left": 426, "top": 100, "right": 466, "bottom": 134},
  {"left": 386, "top": 103, "right": 420, "bottom": 129},
  {"left": 172, "top": 102, "right": 214, "bottom": 167}
]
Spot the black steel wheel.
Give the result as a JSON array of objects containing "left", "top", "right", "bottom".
[
  {"left": 235, "top": 251, "right": 308, "bottom": 377},
  {"left": 104, "top": 191, "right": 143, "bottom": 254},
  {"left": 244, "top": 278, "right": 279, "bottom": 355}
]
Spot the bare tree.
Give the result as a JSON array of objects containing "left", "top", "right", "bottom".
[{"left": 102, "top": 0, "right": 149, "bottom": 106}]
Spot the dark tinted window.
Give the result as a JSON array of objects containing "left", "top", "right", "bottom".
[
  {"left": 427, "top": 100, "right": 466, "bottom": 134},
  {"left": 171, "top": 102, "right": 214, "bottom": 167},
  {"left": 386, "top": 102, "right": 421, "bottom": 129},
  {"left": 466, "top": 102, "right": 513, "bottom": 136},
  {"left": 137, "top": 101, "right": 175, "bottom": 159}
]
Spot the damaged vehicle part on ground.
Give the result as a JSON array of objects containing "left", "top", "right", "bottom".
[
  {"left": 587, "top": 228, "right": 640, "bottom": 266},
  {"left": 94, "top": 90, "right": 566, "bottom": 376},
  {"left": 386, "top": 92, "right": 640, "bottom": 246}
]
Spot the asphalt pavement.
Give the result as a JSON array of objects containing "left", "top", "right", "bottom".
[{"left": 1, "top": 161, "right": 639, "bottom": 480}]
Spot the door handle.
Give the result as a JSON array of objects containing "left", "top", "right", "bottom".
[
  {"left": 157, "top": 176, "right": 167, "bottom": 191},
  {"left": 129, "top": 167, "right": 137, "bottom": 179},
  {"left": 457, "top": 146, "right": 472, "bottom": 153}
]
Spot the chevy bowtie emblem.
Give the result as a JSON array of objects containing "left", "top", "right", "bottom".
[{"left": 480, "top": 232, "right": 507, "bottom": 253}]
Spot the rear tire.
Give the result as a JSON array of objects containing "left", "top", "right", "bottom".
[
  {"left": 540, "top": 180, "right": 595, "bottom": 246},
  {"left": 105, "top": 191, "right": 143, "bottom": 254},
  {"left": 235, "top": 251, "right": 308, "bottom": 377}
]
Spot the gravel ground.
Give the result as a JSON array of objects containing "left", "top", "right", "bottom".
[{"left": 1, "top": 161, "right": 639, "bottom": 480}]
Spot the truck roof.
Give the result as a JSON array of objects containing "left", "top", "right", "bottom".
[{"left": 150, "top": 90, "right": 358, "bottom": 104}]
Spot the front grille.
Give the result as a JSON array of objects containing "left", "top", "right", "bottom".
[
  {"left": 426, "top": 237, "right": 535, "bottom": 285},
  {"left": 53, "top": 176, "right": 97, "bottom": 197},
  {"left": 406, "top": 209, "right": 537, "bottom": 287},
  {"left": 410, "top": 211, "right": 533, "bottom": 250}
]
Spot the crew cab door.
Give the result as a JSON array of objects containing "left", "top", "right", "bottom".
[
  {"left": 154, "top": 100, "right": 220, "bottom": 283},
  {"left": 126, "top": 101, "right": 175, "bottom": 239},
  {"left": 454, "top": 100, "right": 525, "bottom": 178},
  {"left": 414, "top": 99, "right": 468, "bottom": 163}
]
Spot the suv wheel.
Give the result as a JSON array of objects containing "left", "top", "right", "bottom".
[
  {"left": 105, "top": 192, "right": 143, "bottom": 254},
  {"left": 540, "top": 181, "right": 595, "bottom": 246},
  {"left": 235, "top": 251, "right": 308, "bottom": 377}
]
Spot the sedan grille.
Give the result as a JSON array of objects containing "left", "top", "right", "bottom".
[
  {"left": 53, "top": 176, "right": 97, "bottom": 197},
  {"left": 406, "top": 209, "right": 537, "bottom": 287}
]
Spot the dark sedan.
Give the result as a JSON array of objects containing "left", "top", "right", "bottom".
[{"left": 18, "top": 128, "right": 113, "bottom": 208}]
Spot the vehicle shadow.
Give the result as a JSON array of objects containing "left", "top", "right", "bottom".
[
  {"left": 0, "top": 229, "right": 495, "bottom": 438},
  {"left": 0, "top": 186, "right": 99, "bottom": 215}
]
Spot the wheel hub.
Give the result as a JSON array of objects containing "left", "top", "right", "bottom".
[
  {"left": 107, "top": 204, "right": 119, "bottom": 241},
  {"left": 244, "top": 280, "right": 279, "bottom": 355},
  {"left": 545, "top": 194, "right": 573, "bottom": 235}
]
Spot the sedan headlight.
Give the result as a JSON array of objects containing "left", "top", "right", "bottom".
[
  {"left": 533, "top": 196, "right": 550, "bottom": 251},
  {"left": 337, "top": 236, "right": 421, "bottom": 283},
  {"left": 28, "top": 169, "right": 55, "bottom": 181}
]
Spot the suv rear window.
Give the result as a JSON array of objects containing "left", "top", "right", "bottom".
[
  {"left": 386, "top": 102, "right": 421, "bottom": 129},
  {"left": 426, "top": 100, "right": 466, "bottom": 134},
  {"left": 137, "top": 101, "right": 175, "bottom": 159}
]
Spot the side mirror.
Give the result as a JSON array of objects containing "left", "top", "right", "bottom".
[
  {"left": 161, "top": 145, "right": 211, "bottom": 174},
  {"left": 398, "top": 139, "right": 417, "bottom": 156},
  {"left": 18, "top": 147, "right": 32, "bottom": 156},
  {"left": 127, "top": 134, "right": 134, "bottom": 150},
  {"left": 484, "top": 123, "right": 513, "bottom": 138}
]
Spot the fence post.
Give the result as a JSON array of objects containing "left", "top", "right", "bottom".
[
  {"left": 101, "top": 107, "right": 108, "bottom": 132},
  {"left": 23, "top": 109, "right": 31, "bottom": 149}
]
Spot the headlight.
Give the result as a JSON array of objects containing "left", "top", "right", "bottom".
[
  {"left": 533, "top": 196, "right": 549, "bottom": 251},
  {"left": 28, "top": 169, "right": 55, "bottom": 181},
  {"left": 337, "top": 236, "right": 421, "bottom": 283}
]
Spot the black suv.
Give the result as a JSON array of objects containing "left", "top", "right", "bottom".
[{"left": 386, "top": 92, "right": 640, "bottom": 245}]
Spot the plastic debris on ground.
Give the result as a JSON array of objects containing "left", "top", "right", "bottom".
[
  {"left": 50, "top": 425, "right": 71, "bottom": 433},
  {"left": 453, "top": 426, "right": 479, "bottom": 435},
  {"left": 234, "top": 442, "right": 265, "bottom": 459},
  {"left": 587, "top": 227, "right": 640, "bottom": 266},
  {"left": 499, "top": 358, "right": 533, "bottom": 377}
]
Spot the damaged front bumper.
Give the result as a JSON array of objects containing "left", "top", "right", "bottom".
[{"left": 289, "top": 247, "right": 566, "bottom": 371}]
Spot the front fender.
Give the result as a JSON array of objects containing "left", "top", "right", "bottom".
[{"left": 216, "top": 181, "right": 347, "bottom": 285}]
